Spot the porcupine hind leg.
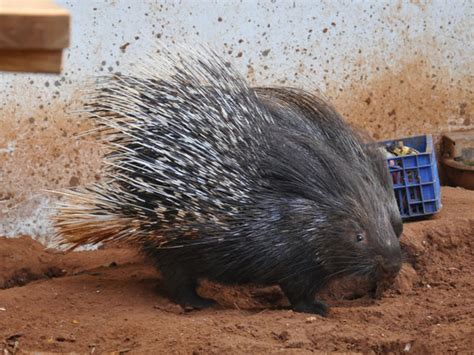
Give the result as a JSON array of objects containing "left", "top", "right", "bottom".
[
  {"left": 280, "top": 281, "right": 329, "bottom": 316},
  {"left": 159, "top": 263, "right": 216, "bottom": 309}
]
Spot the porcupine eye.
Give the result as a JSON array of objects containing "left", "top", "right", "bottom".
[{"left": 356, "top": 233, "right": 365, "bottom": 242}]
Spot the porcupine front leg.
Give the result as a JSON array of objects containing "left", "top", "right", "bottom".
[
  {"left": 280, "top": 281, "right": 328, "bottom": 316},
  {"left": 159, "top": 263, "right": 216, "bottom": 310}
]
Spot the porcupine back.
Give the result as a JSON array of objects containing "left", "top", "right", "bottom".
[
  {"left": 54, "top": 51, "right": 278, "bottom": 247},
  {"left": 254, "top": 87, "right": 402, "bottom": 237}
]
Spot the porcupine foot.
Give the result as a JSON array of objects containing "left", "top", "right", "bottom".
[
  {"left": 280, "top": 283, "right": 329, "bottom": 316},
  {"left": 160, "top": 265, "right": 216, "bottom": 310},
  {"left": 292, "top": 300, "right": 329, "bottom": 316},
  {"left": 171, "top": 284, "right": 216, "bottom": 310}
]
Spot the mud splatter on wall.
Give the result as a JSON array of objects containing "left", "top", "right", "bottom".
[
  {"left": 0, "top": 0, "right": 472, "bottom": 242},
  {"left": 334, "top": 58, "right": 472, "bottom": 140}
]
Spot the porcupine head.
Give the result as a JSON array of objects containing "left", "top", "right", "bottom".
[{"left": 54, "top": 49, "right": 402, "bottom": 316}]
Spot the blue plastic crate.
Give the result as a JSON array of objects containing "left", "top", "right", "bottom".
[{"left": 380, "top": 134, "right": 441, "bottom": 219}]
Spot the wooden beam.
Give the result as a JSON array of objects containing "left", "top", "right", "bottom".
[
  {"left": 0, "top": 0, "right": 70, "bottom": 73},
  {"left": 0, "top": 49, "right": 62, "bottom": 73}
]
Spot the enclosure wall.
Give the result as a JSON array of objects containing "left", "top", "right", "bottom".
[{"left": 0, "top": 0, "right": 472, "bottom": 241}]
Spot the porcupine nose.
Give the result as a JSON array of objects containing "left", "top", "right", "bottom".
[
  {"left": 372, "top": 244, "right": 402, "bottom": 299},
  {"left": 378, "top": 239, "right": 402, "bottom": 278},
  {"left": 381, "top": 256, "right": 401, "bottom": 277}
]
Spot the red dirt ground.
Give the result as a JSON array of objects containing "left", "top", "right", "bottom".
[{"left": 0, "top": 187, "right": 473, "bottom": 354}]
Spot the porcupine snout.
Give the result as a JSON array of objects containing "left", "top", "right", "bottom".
[
  {"left": 375, "top": 231, "right": 402, "bottom": 282},
  {"left": 379, "top": 251, "right": 402, "bottom": 278}
]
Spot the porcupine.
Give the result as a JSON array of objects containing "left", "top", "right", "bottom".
[{"left": 54, "top": 50, "right": 402, "bottom": 316}]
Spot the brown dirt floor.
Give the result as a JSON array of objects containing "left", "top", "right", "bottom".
[{"left": 0, "top": 186, "right": 473, "bottom": 354}]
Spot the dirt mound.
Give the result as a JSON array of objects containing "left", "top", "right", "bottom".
[{"left": 0, "top": 187, "right": 473, "bottom": 354}]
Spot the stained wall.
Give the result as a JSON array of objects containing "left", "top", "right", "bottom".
[{"left": 0, "top": 0, "right": 472, "bottom": 243}]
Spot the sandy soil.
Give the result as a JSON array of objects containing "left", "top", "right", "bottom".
[{"left": 0, "top": 186, "right": 473, "bottom": 354}]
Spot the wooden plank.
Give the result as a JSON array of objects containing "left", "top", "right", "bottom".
[
  {"left": 0, "top": 1, "right": 69, "bottom": 73},
  {"left": 0, "top": 0, "right": 70, "bottom": 50},
  {"left": 0, "top": 49, "right": 63, "bottom": 73}
]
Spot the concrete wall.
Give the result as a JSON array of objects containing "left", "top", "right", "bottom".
[{"left": 1, "top": 0, "right": 472, "bottom": 243}]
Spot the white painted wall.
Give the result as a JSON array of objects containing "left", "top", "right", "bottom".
[{"left": 2, "top": 0, "right": 472, "bottom": 104}]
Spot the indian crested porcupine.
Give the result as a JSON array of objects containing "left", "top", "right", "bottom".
[{"left": 54, "top": 50, "right": 402, "bottom": 316}]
